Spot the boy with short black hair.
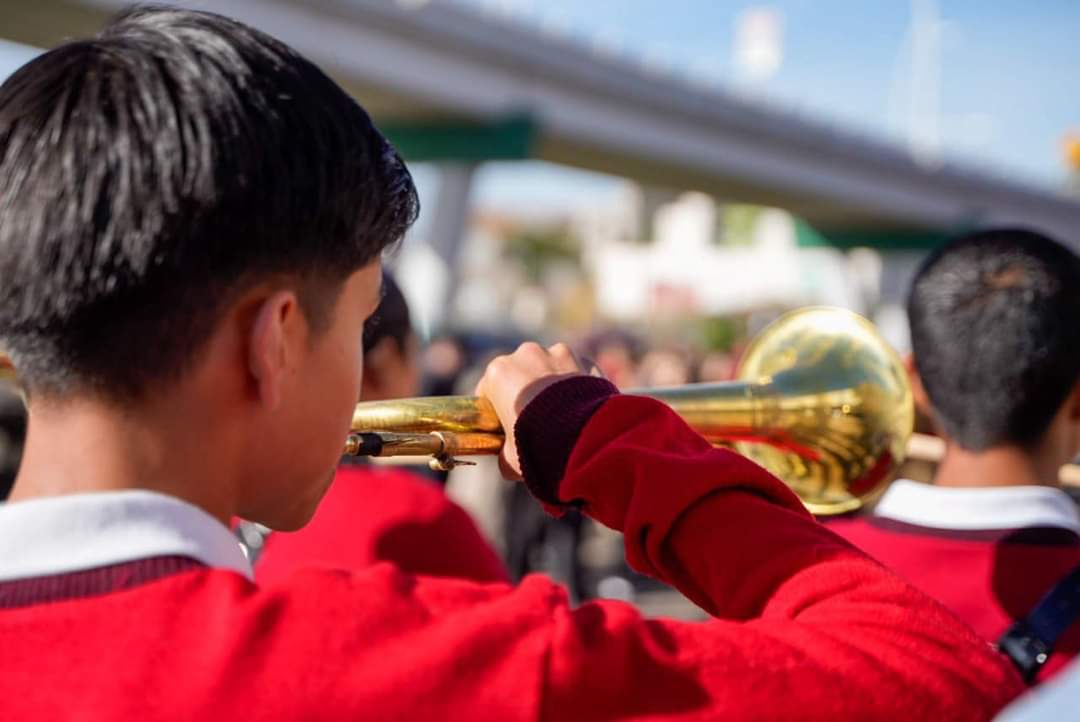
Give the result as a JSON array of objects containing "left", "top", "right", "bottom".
[{"left": 831, "top": 228, "right": 1080, "bottom": 680}]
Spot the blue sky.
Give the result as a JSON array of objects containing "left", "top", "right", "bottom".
[
  {"left": 0, "top": 39, "right": 39, "bottom": 75},
  {"left": 452, "top": 0, "right": 1080, "bottom": 207},
  {"left": 2, "top": 2, "right": 1077, "bottom": 212}
]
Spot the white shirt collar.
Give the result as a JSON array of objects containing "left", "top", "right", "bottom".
[
  {"left": 0, "top": 490, "right": 253, "bottom": 582},
  {"left": 873, "top": 478, "right": 1080, "bottom": 533}
]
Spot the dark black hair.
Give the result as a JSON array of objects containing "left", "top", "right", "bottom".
[
  {"left": 0, "top": 6, "right": 418, "bottom": 399},
  {"left": 908, "top": 228, "right": 1080, "bottom": 450},
  {"left": 362, "top": 273, "right": 413, "bottom": 356}
]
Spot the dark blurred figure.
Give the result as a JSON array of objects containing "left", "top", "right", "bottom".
[
  {"left": 0, "top": 384, "right": 25, "bottom": 500},
  {"left": 504, "top": 329, "right": 645, "bottom": 602}
]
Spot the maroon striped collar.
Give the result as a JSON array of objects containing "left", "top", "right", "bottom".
[
  {"left": 0, "top": 490, "right": 253, "bottom": 584},
  {"left": 0, "top": 555, "right": 206, "bottom": 609}
]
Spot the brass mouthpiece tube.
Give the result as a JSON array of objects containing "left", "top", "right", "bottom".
[
  {"left": 347, "top": 395, "right": 505, "bottom": 471},
  {"left": 347, "top": 382, "right": 765, "bottom": 463}
]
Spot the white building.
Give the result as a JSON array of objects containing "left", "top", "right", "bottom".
[{"left": 576, "top": 186, "right": 870, "bottom": 323}]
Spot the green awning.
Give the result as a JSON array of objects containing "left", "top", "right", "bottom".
[
  {"left": 380, "top": 115, "right": 536, "bottom": 163},
  {"left": 795, "top": 220, "right": 958, "bottom": 251}
]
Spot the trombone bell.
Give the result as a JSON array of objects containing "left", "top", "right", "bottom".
[{"left": 701, "top": 306, "right": 912, "bottom": 515}]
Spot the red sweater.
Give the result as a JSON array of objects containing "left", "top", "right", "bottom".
[
  {"left": 0, "top": 381, "right": 1022, "bottom": 720},
  {"left": 256, "top": 465, "right": 507, "bottom": 585},
  {"left": 828, "top": 514, "right": 1080, "bottom": 680}
]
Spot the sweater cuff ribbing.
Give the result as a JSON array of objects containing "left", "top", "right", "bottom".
[{"left": 513, "top": 375, "right": 619, "bottom": 510}]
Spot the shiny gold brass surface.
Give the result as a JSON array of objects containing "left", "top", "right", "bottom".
[
  {"left": 350, "top": 395, "right": 501, "bottom": 451},
  {"left": 349, "top": 307, "right": 914, "bottom": 515},
  {"left": 716, "top": 306, "right": 912, "bottom": 514}
]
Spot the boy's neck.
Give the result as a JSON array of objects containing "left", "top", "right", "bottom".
[
  {"left": 933, "top": 443, "right": 1060, "bottom": 489},
  {"left": 7, "top": 395, "right": 239, "bottom": 526}
]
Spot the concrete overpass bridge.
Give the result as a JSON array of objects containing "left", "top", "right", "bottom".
[{"left": 2, "top": 0, "right": 1079, "bottom": 252}]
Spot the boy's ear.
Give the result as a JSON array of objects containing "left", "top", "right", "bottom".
[
  {"left": 247, "top": 290, "right": 302, "bottom": 410},
  {"left": 904, "top": 353, "right": 932, "bottom": 417}
]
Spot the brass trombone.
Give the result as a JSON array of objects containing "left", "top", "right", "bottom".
[
  {"left": 348, "top": 307, "right": 914, "bottom": 516},
  {"left": 0, "top": 307, "right": 913, "bottom": 515}
]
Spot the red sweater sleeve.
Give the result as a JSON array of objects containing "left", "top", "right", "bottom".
[{"left": 515, "top": 382, "right": 1024, "bottom": 721}]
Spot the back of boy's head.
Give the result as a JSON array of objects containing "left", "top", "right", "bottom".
[
  {"left": 0, "top": 6, "right": 418, "bottom": 400},
  {"left": 908, "top": 228, "right": 1080, "bottom": 451},
  {"left": 363, "top": 273, "right": 413, "bottom": 358}
]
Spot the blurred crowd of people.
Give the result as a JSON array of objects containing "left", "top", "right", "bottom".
[{"left": 418, "top": 325, "right": 742, "bottom": 401}]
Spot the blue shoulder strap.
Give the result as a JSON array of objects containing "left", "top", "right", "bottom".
[{"left": 998, "top": 563, "right": 1080, "bottom": 683}]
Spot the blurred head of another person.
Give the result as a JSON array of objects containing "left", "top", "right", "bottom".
[
  {"left": 0, "top": 8, "right": 418, "bottom": 528},
  {"left": 581, "top": 330, "right": 642, "bottom": 389},
  {"left": 907, "top": 228, "right": 1080, "bottom": 486},
  {"left": 697, "top": 351, "right": 735, "bottom": 383},
  {"left": 421, "top": 337, "right": 467, "bottom": 397},
  {"left": 637, "top": 348, "right": 690, "bottom": 388},
  {"left": 361, "top": 274, "right": 420, "bottom": 401}
]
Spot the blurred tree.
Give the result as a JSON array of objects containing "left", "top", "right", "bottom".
[
  {"left": 503, "top": 223, "right": 581, "bottom": 284},
  {"left": 554, "top": 282, "right": 597, "bottom": 332},
  {"left": 717, "top": 204, "right": 763, "bottom": 246},
  {"left": 700, "top": 315, "right": 746, "bottom": 352}
]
